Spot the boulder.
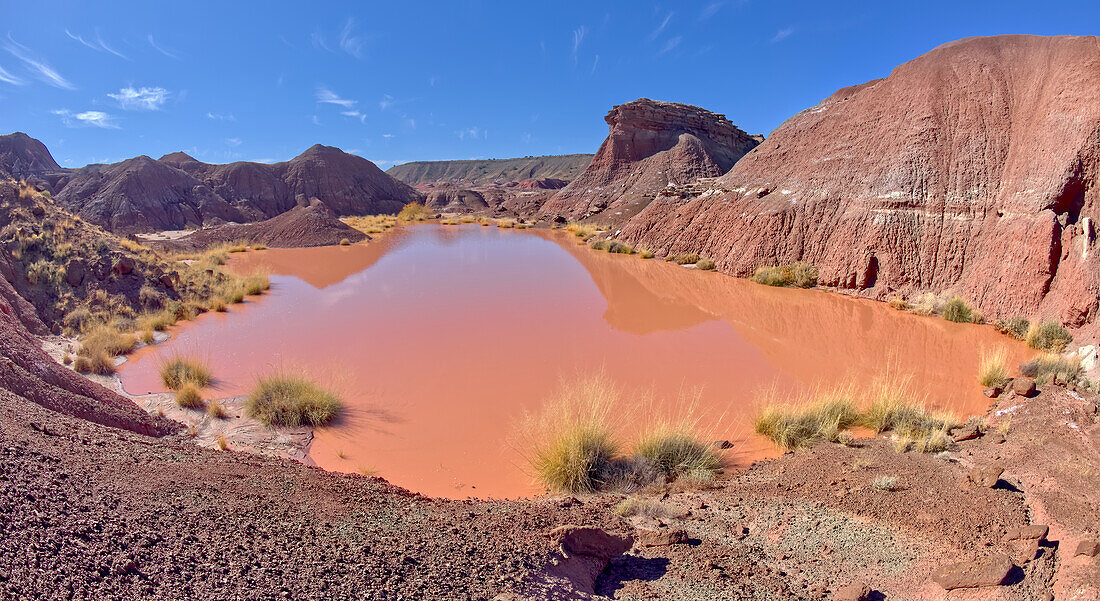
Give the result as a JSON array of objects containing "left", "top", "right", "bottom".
[
  {"left": 1012, "top": 377, "right": 1037, "bottom": 397},
  {"left": 638, "top": 528, "right": 689, "bottom": 547},
  {"left": 63, "top": 260, "right": 85, "bottom": 287},
  {"left": 968, "top": 464, "right": 1005, "bottom": 488},
  {"left": 1076, "top": 539, "right": 1100, "bottom": 557},
  {"left": 112, "top": 257, "right": 134, "bottom": 276},
  {"left": 833, "top": 581, "right": 872, "bottom": 601},
  {"left": 953, "top": 423, "right": 981, "bottom": 442},
  {"left": 931, "top": 554, "right": 1014, "bottom": 590},
  {"left": 549, "top": 525, "right": 633, "bottom": 560},
  {"left": 1004, "top": 524, "right": 1049, "bottom": 542}
]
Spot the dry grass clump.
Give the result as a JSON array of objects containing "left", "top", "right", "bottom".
[
  {"left": 496, "top": 218, "right": 516, "bottom": 229},
  {"left": 459, "top": 215, "right": 476, "bottom": 224},
  {"left": 246, "top": 373, "right": 342, "bottom": 427},
  {"left": 206, "top": 400, "right": 228, "bottom": 419},
  {"left": 78, "top": 324, "right": 138, "bottom": 357},
  {"left": 524, "top": 376, "right": 621, "bottom": 494},
  {"left": 137, "top": 310, "right": 175, "bottom": 332},
  {"left": 633, "top": 423, "right": 722, "bottom": 481},
  {"left": 1025, "top": 320, "right": 1072, "bottom": 353},
  {"left": 242, "top": 274, "right": 270, "bottom": 296},
  {"left": 339, "top": 238, "right": 352, "bottom": 246},
  {"left": 72, "top": 350, "right": 115, "bottom": 375},
  {"left": 590, "top": 239, "right": 610, "bottom": 251},
  {"left": 753, "top": 387, "right": 860, "bottom": 450},
  {"left": 566, "top": 222, "right": 603, "bottom": 239},
  {"left": 397, "top": 202, "right": 433, "bottom": 222},
  {"left": 609, "top": 242, "right": 634, "bottom": 254},
  {"left": 999, "top": 316, "right": 1031, "bottom": 340},
  {"left": 886, "top": 296, "right": 909, "bottom": 311},
  {"left": 941, "top": 296, "right": 974, "bottom": 323},
  {"left": 695, "top": 258, "right": 716, "bottom": 271},
  {"left": 343, "top": 214, "right": 397, "bottom": 234},
  {"left": 638, "top": 249, "right": 655, "bottom": 259},
  {"left": 750, "top": 262, "right": 817, "bottom": 288},
  {"left": 175, "top": 383, "right": 204, "bottom": 409},
  {"left": 872, "top": 475, "right": 899, "bottom": 491},
  {"left": 614, "top": 497, "right": 678, "bottom": 519},
  {"left": 667, "top": 253, "right": 701, "bottom": 265},
  {"left": 978, "top": 349, "right": 1010, "bottom": 388},
  {"left": 440, "top": 217, "right": 460, "bottom": 225},
  {"left": 1020, "top": 354, "right": 1082, "bottom": 385},
  {"left": 159, "top": 355, "right": 213, "bottom": 390}
]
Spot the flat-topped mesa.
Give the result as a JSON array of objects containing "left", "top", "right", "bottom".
[
  {"left": 618, "top": 35, "right": 1100, "bottom": 328},
  {"left": 538, "top": 98, "right": 760, "bottom": 225}
]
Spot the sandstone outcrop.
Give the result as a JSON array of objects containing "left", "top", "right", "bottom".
[
  {"left": 539, "top": 98, "right": 761, "bottom": 224},
  {"left": 616, "top": 36, "right": 1100, "bottom": 328}
]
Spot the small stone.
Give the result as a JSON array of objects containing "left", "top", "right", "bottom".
[
  {"left": 833, "top": 581, "right": 872, "bottom": 601},
  {"left": 713, "top": 440, "right": 733, "bottom": 449},
  {"left": 931, "top": 554, "right": 1014, "bottom": 590},
  {"left": 1004, "top": 524, "right": 1048, "bottom": 542},
  {"left": 953, "top": 423, "right": 981, "bottom": 442},
  {"left": 1075, "top": 539, "right": 1099, "bottom": 557},
  {"left": 639, "top": 528, "right": 690, "bottom": 547},
  {"left": 983, "top": 386, "right": 1002, "bottom": 398},
  {"left": 968, "top": 464, "right": 1005, "bottom": 488}
]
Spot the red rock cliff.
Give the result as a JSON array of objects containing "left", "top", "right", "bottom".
[
  {"left": 539, "top": 99, "right": 760, "bottom": 224},
  {"left": 618, "top": 35, "right": 1100, "bottom": 327}
]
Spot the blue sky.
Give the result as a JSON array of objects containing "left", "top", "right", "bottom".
[{"left": 2, "top": 0, "right": 1097, "bottom": 169}]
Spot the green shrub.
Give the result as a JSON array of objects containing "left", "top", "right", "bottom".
[
  {"left": 634, "top": 427, "right": 722, "bottom": 480},
  {"left": 1004, "top": 317, "right": 1030, "bottom": 340},
  {"left": 246, "top": 374, "right": 342, "bottom": 427},
  {"left": 753, "top": 389, "right": 860, "bottom": 450},
  {"left": 1025, "top": 321, "right": 1072, "bottom": 353},
  {"left": 941, "top": 297, "right": 973, "bottom": 323},
  {"left": 160, "top": 356, "right": 213, "bottom": 390},
  {"left": 750, "top": 262, "right": 817, "bottom": 288}
]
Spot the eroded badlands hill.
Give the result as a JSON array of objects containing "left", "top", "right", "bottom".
[
  {"left": 387, "top": 154, "right": 593, "bottom": 187},
  {"left": 539, "top": 98, "right": 762, "bottom": 225},
  {"left": 614, "top": 35, "right": 1100, "bottom": 326}
]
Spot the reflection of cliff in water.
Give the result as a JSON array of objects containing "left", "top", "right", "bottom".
[
  {"left": 227, "top": 231, "right": 407, "bottom": 290},
  {"left": 548, "top": 231, "right": 1034, "bottom": 412}
]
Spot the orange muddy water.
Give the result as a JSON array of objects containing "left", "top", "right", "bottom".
[{"left": 120, "top": 225, "right": 1034, "bottom": 499}]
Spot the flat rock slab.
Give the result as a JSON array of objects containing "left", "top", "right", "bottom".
[
  {"left": 833, "top": 581, "right": 872, "bottom": 601},
  {"left": 1076, "top": 539, "right": 1100, "bottom": 557},
  {"left": 931, "top": 554, "right": 1014, "bottom": 590},
  {"left": 968, "top": 463, "right": 1005, "bottom": 487}
]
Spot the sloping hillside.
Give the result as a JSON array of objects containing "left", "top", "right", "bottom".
[{"left": 387, "top": 154, "right": 593, "bottom": 186}]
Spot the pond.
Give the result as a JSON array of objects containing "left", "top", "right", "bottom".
[{"left": 119, "top": 225, "right": 1032, "bottom": 498}]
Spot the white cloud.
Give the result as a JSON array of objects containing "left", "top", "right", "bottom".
[
  {"left": 659, "top": 36, "right": 682, "bottom": 55},
  {"left": 315, "top": 86, "right": 357, "bottom": 108},
  {"left": 699, "top": 2, "right": 724, "bottom": 20},
  {"left": 206, "top": 112, "right": 235, "bottom": 121},
  {"left": 339, "top": 18, "right": 365, "bottom": 59},
  {"left": 4, "top": 35, "right": 75, "bottom": 90},
  {"left": 771, "top": 27, "right": 795, "bottom": 43},
  {"left": 225, "top": 138, "right": 242, "bottom": 147},
  {"left": 311, "top": 115, "right": 321, "bottom": 126},
  {"left": 108, "top": 86, "right": 169, "bottom": 110},
  {"left": 53, "top": 109, "right": 119, "bottom": 129},
  {"left": 571, "top": 26, "right": 586, "bottom": 64},
  {"left": 591, "top": 54, "right": 599, "bottom": 74},
  {"left": 381, "top": 133, "right": 394, "bottom": 139},
  {"left": 0, "top": 63, "right": 24, "bottom": 86},
  {"left": 379, "top": 94, "right": 394, "bottom": 110},
  {"left": 147, "top": 35, "right": 179, "bottom": 59},
  {"left": 64, "top": 28, "right": 128, "bottom": 60},
  {"left": 649, "top": 12, "right": 673, "bottom": 41},
  {"left": 457, "top": 127, "right": 484, "bottom": 141},
  {"left": 340, "top": 110, "right": 366, "bottom": 124}
]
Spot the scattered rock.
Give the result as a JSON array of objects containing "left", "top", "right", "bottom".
[
  {"left": 1076, "top": 539, "right": 1100, "bottom": 557},
  {"left": 63, "top": 260, "right": 85, "bottom": 287},
  {"left": 111, "top": 257, "right": 134, "bottom": 275},
  {"left": 638, "top": 528, "right": 689, "bottom": 547},
  {"left": 1004, "top": 524, "right": 1049, "bottom": 541},
  {"left": 1012, "top": 377, "right": 1036, "bottom": 397},
  {"left": 953, "top": 423, "right": 981, "bottom": 442},
  {"left": 713, "top": 440, "right": 733, "bottom": 449},
  {"left": 931, "top": 554, "right": 1014, "bottom": 590},
  {"left": 968, "top": 464, "right": 1005, "bottom": 488},
  {"left": 833, "top": 581, "right": 872, "bottom": 601},
  {"left": 983, "top": 386, "right": 1002, "bottom": 398}
]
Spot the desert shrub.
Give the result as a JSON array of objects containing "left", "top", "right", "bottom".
[
  {"left": 522, "top": 376, "right": 621, "bottom": 493},
  {"left": 206, "top": 400, "right": 228, "bottom": 419},
  {"left": 73, "top": 350, "right": 115, "bottom": 375},
  {"left": 397, "top": 202, "right": 433, "bottom": 222},
  {"left": 978, "top": 349, "right": 1010, "bottom": 388},
  {"left": 638, "top": 249, "right": 655, "bottom": 259},
  {"left": 633, "top": 426, "right": 721, "bottom": 481},
  {"left": 139, "top": 329, "right": 155, "bottom": 344},
  {"left": 667, "top": 253, "right": 701, "bottom": 265},
  {"left": 753, "top": 388, "right": 860, "bottom": 450},
  {"left": 159, "top": 356, "right": 213, "bottom": 390},
  {"left": 860, "top": 378, "right": 958, "bottom": 444},
  {"left": 566, "top": 222, "right": 602, "bottom": 239},
  {"left": 137, "top": 310, "right": 175, "bottom": 332},
  {"left": 138, "top": 284, "right": 166, "bottom": 309},
  {"left": 1003, "top": 317, "right": 1030, "bottom": 340},
  {"left": 614, "top": 497, "right": 678, "bottom": 519},
  {"left": 252, "top": 243, "right": 267, "bottom": 250},
  {"left": 1019, "top": 354, "right": 1082, "bottom": 384},
  {"left": 608, "top": 242, "right": 634, "bottom": 254},
  {"left": 873, "top": 476, "right": 899, "bottom": 491},
  {"left": 910, "top": 292, "right": 943, "bottom": 316},
  {"left": 339, "top": 238, "right": 351, "bottom": 245},
  {"left": 246, "top": 374, "right": 342, "bottom": 427},
  {"left": 750, "top": 262, "right": 817, "bottom": 288},
  {"left": 1025, "top": 321, "right": 1072, "bottom": 353},
  {"left": 695, "top": 259, "right": 716, "bottom": 271},
  {"left": 79, "top": 325, "right": 137, "bottom": 357},
  {"left": 243, "top": 275, "right": 270, "bottom": 296},
  {"left": 941, "top": 297, "right": 974, "bottom": 323},
  {"left": 590, "top": 239, "right": 611, "bottom": 251},
  {"left": 26, "top": 259, "right": 63, "bottom": 288},
  {"left": 209, "top": 298, "right": 227, "bottom": 312},
  {"left": 886, "top": 296, "right": 909, "bottom": 311},
  {"left": 227, "top": 244, "right": 248, "bottom": 253},
  {"left": 63, "top": 307, "right": 93, "bottom": 332},
  {"left": 175, "top": 383, "right": 204, "bottom": 409}
]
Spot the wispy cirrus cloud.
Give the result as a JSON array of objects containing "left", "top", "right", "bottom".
[
  {"left": 52, "top": 109, "right": 118, "bottom": 129},
  {"left": 108, "top": 86, "right": 170, "bottom": 110},
  {"left": 206, "top": 112, "right": 235, "bottom": 121},
  {"left": 315, "top": 86, "right": 357, "bottom": 108},
  {"left": 659, "top": 36, "right": 682, "bottom": 55},
  {"left": 457, "top": 126, "right": 485, "bottom": 141},
  {"left": 64, "top": 28, "right": 128, "bottom": 60},
  {"left": 147, "top": 35, "right": 179, "bottom": 59},
  {"left": 341, "top": 110, "right": 366, "bottom": 124},
  {"left": 4, "top": 35, "right": 75, "bottom": 89},
  {"left": 339, "top": 18, "right": 366, "bottom": 59},
  {"left": 571, "top": 26, "right": 586, "bottom": 65},
  {"left": 225, "top": 138, "right": 242, "bottom": 147},
  {"left": 771, "top": 27, "right": 795, "bottom": 43},
  {"left": 698, "top": 2, "right": 724, "bottom": 21},
  {"left": 649, "top": 12, "right": 674, "bottom": 41},
  {"left": 0, "top": 63, "right": 24, "bottom": 86}
]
